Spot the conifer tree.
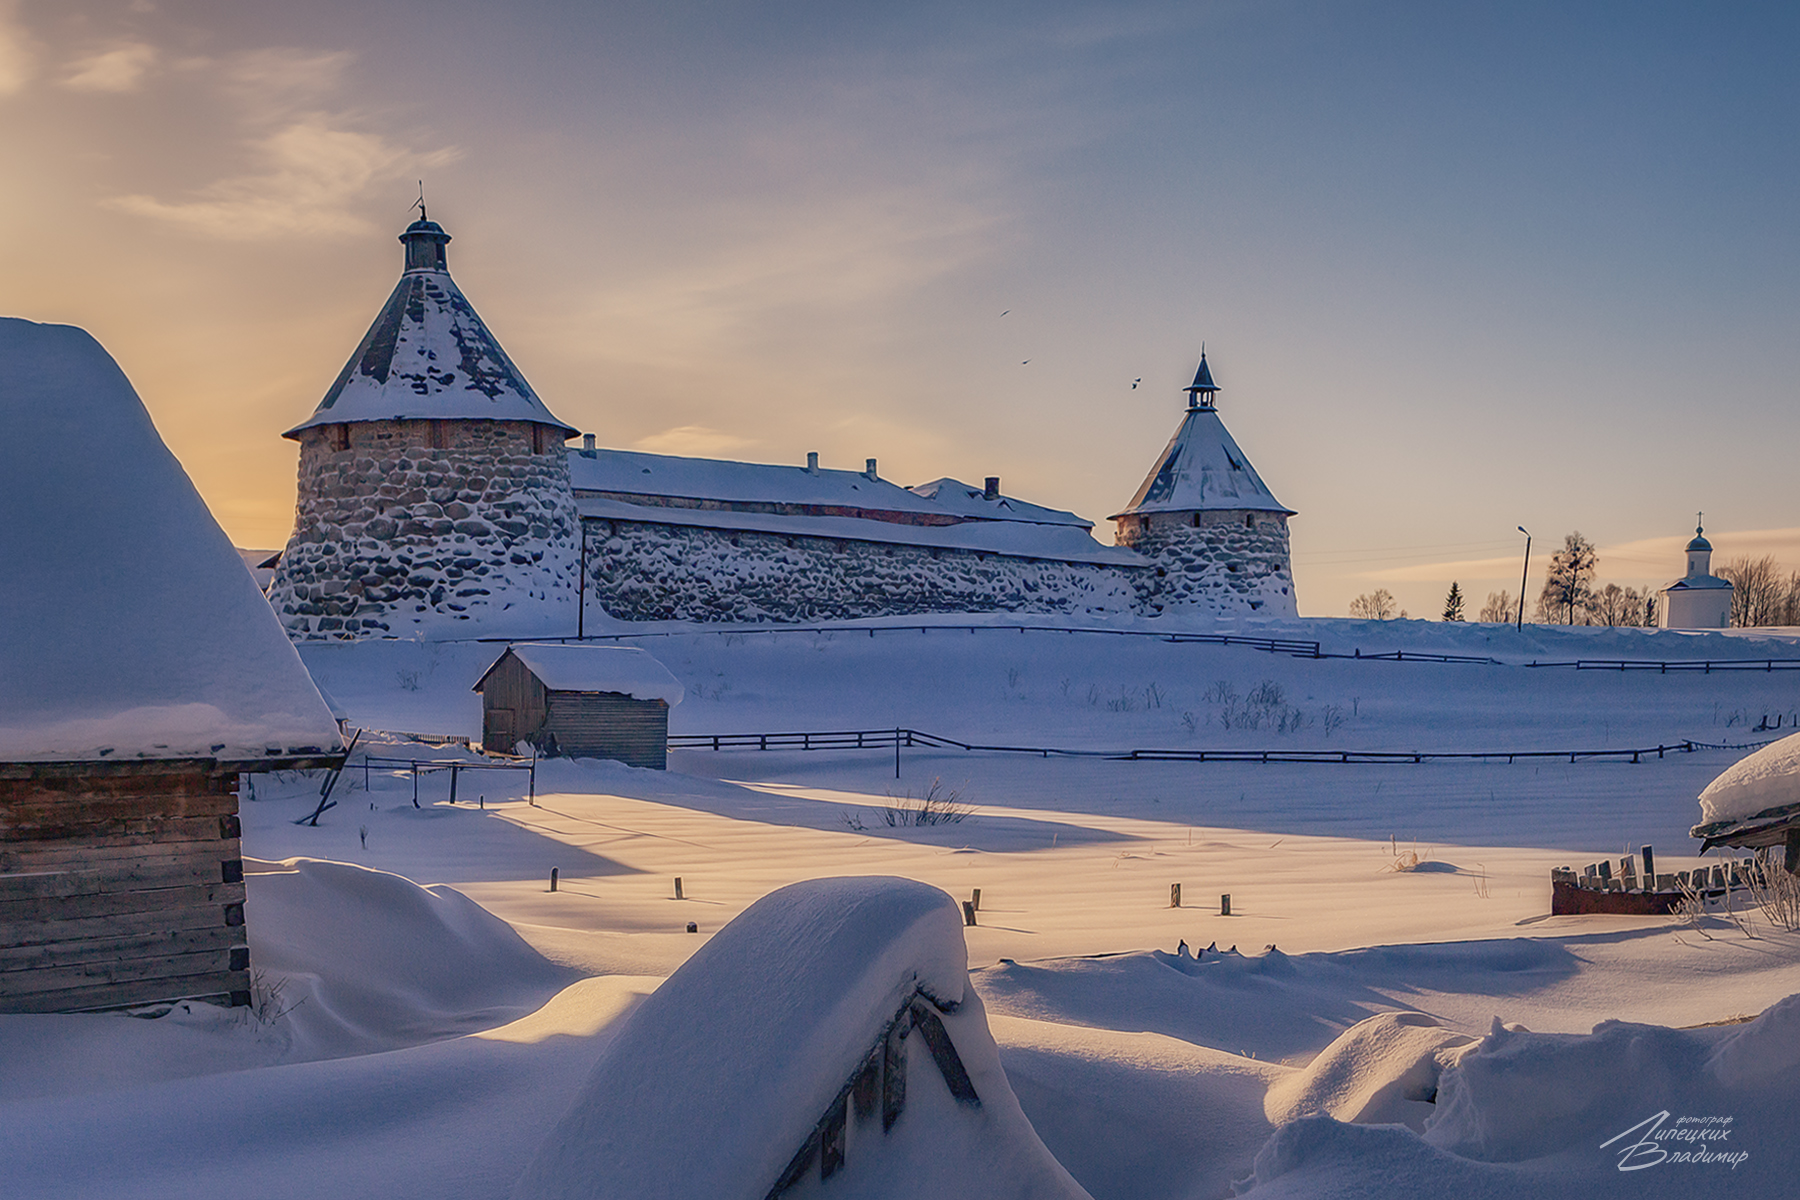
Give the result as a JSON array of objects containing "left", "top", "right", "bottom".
[{"left": 1442, "top": 581, "right": 1466, "bottom": 621}]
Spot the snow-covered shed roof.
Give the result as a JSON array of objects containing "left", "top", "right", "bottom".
[
  {"left": 0, "top": 319, "right": 344, "bottom": 765},
  {"left": 475, "top": 644, "right": 684, "bottom": 705},
  {"left": 1111, "top": 356, "right": 1294, "bottom": 519},
  {"left": 284, "top": 216, "right": 576, "bottom": 438}
]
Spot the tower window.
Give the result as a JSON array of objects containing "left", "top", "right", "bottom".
[
  {"left": 330, "top": 424, "right": 350, "bottom": 452},
  {"left": 428, "top": 420, "right": 446, "bottom": 450},
  {"left": 1245, "top": 514, "right": 1254, "bottom": 529}
]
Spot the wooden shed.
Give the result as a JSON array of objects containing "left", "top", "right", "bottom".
[
  {"left": 0, "top": 318, "right": 344, "bottom": 1012},
  {"left": 474, "top": 644, "right": 684, "bottom": 768}
]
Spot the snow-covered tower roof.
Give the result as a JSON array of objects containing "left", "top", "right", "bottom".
[
  {"left": 1111, "top": 352, "right": 1294, "bottom": 518},
  {"left": 0, "top": 318, "right": 343, "bottom": 763},
  {"left": 284, "top": 212, "right": 576, "bottom": 439}
]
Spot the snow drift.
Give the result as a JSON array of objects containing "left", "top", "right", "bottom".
[
  {"left": 0, "top": 317, "right": 340, "bottom": 761},
  {"left": 512, "top": 876, "right": 1089, "bottom": 1200}
]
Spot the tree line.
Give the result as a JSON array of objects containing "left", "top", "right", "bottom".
[{"left": 1348, "top": 533, "right": 1798, "bottom": 627}]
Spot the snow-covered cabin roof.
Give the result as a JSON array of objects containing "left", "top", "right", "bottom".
[
  {"left": 0, "top": 319, "right": 343, "bottom": 764},
  {"left": 1697, "top": 731, "right": 1800, "bottom": 825},
  {"left": 569, "top": 449, "right": 1090, "bottom": 528},
  {"left": 475, "top": 644, "right": 684, "bottom": 705},
  {"left": 284, "top": 216, "right": 576, "bottom": 438},
  {"left": 1111, "top": 356, "right": 1294, "bottom": 519}
]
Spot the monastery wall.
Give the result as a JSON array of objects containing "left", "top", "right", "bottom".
[
  {"left": 582, "top": 517, "right": 1141, "bottom": 623},
  {"left": 1119, "top": 509, "right": 1297, "bottom": 617},
  {"left": 268, "top": 419, "right": 579, "bottom": 639}
]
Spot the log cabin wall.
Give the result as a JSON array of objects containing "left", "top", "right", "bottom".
[{"left": 0, "top": 764, "right": 250, "bottom": 1013}]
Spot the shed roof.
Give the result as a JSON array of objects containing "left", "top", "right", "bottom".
[
  {"left": 476, "top": 645, "right": 684, "bottom": 705},
  {"left": 284, "top": 218, "right": 576, "bottom": 438},
  {"left": 0, "top": 318, "right": 343, "bottom": 764}
]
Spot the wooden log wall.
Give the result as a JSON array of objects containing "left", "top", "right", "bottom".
[
  {"left": 0, "top": 765, "right": 250, "bottom": 1013},
  {"left": 541, "top": 693, "right": 669, "bottom": 769}
]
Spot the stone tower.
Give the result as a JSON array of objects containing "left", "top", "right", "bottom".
[
  {"left": 1112, "top": 353, "right": 1298, "bottom": 616},
  {"left": 268, "top": 213, "right": 581, "bottom": 640}
]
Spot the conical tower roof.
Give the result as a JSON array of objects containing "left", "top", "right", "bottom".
[
  {"left": 284, "top": 214, "right": 576, "bottom": 439},
  {"left": 1111, "top": 354, "right": 1293, "bottom": 518}
]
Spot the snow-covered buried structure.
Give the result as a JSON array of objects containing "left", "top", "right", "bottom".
[
  {"left": 0, "top": 318, "right": 342, "bottom": 1012},
  {"left": 268, "top": 217, "right": 1298, "bottom": 635}
]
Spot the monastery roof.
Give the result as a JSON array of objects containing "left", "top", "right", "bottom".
[
  {"left": 285, "top": 216, "right": 576, "bottom": 439},
  {"left": 569, "top": 449, "right": 1093, "bottom": 529},
  {"left": 1111, "top": 357, "right": 1294, "bottom": 519},
  {"left": 475, "top": 645, "right": 684, "bottom": 705},
  {"left": 0, "top": 318, "right": 343, "bottom": 764}
]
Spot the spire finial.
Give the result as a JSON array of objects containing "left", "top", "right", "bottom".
[
  {"left": 1697, "top": 510, "right": 1703, "bottom": 535},
  {"left": 1183, "top": 347, "right": 1220, "bottom": 410},
  {"left": 416, "top": 181, "right": 427, "bottom": 223}
]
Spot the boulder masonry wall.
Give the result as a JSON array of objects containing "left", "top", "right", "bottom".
[
  {"left": 269, "top": 419, "right": 578, "bottom": 639},
  {"left": 1119, "top": 510, "right": 1297, "bottom": 617}
]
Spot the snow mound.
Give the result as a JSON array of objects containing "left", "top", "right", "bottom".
[
  {"left": 512, "top": 876, "right": 1089, "bottom": 1200},
  {"left": 0, "top": 318, "right": 340, "bottom": 762},
  {"left": 248, "top": 857, "right": 576, "bottom": 1058},
  {"left": 1264, "top": 1011, "right": 1475, "bottom": 1131},
  {"left": 1697, "top": 730, "right": 1800, "bottom": 825},
  {"left": 1240, "top": 996, "right": 1800, "bottom": 1197}
]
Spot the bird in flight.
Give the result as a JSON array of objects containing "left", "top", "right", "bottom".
[
  {"left": 1000, "top": 310, "right": 1010, "bottom": 317},
  {"left": 1021, "top": 360, "right": 1030, "bottom": 365},
  {"left": 1131, "top": 378, "right": 1142, "bottom": 389}
]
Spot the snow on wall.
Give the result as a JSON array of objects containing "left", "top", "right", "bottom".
[
  {"left": 582, "top": 515, "right": 1141, "bottom": 624},
  {"left": 1118, "top": 509, "right": 1298, "bottom": 617},
  {"left": 0, "top": 318, "right": 341, "bottom": 762},
  {"left": 269, "top": 420, "right": 579, "bottom": 640},
  {"left": 512, "top": 876, "right": 1089, "bottom": 1200}
]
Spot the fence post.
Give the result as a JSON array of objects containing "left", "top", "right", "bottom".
[
  {"left": 1221, "top": 893, "right": 1231, "bottom": 916},
  {"left": 549, "top": 867, "right": 558, "bottom": 893},
  {"left": 674, "top": 877, "right": 684, "bottom": 900},
  {"left": 895, "top": 727, "right": 902, "bottom": 780},
  {"left": 962, "top": 901, "right": 977, "bottom": 927},
  {"left": 1170, "top": 883, "right": 1181, "bottom": 908}
]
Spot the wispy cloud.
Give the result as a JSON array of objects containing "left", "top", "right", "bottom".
[
  {"left": 109, "top": 115, "right": 457, "bottom": 239},
  {"left": 633, "top": 425, "right": 759, "bottom": 457},
  {"left": 1360, "top": 526, "right": 1800, "bottom": 584},
  {"left": 0, "top": 0, "right": 34, "bottom": 95},
  {"left": 61, "top": 42, "right": 157, "bottom": 93}
]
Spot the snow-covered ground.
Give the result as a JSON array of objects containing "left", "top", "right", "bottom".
[{"left": 9, "top": 616, "right": 1800, "bottom": 1198}]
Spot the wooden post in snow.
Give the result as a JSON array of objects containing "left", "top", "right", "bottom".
[
  {"left": 549, "top": 867, "right": 558, "bottom": 893},
  {"left": 1221, "top": 893, "right": 1232, "bottom": 916},
  {"left": 674, "top": 877, "right": 684, "bottom": 900},
  {"left": 971, "top": 888, "right": 981, "bottom": 912},
  {"left": 1170, "top": 883, "right": 1181, "bottom": 908},
  {"left": 962, "top": 901, "right": 977, "bottom": 927}
]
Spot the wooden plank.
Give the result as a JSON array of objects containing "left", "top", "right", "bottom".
[
  {"left": 819, "top": 1094, "right": 847, "bottom": 1179},
  {"left": 0, "top": 817, "right": 234, "bottom": 861},
  {"left": 910, "top": 1002, "right": 980, "bottom": 1106},
  {"left": 1, "top": 793, "right": 239, "bottom": 839},
  {"left": 0, "top": 946, "right": 242, "bottom": 999},
  {"left": 0, "top": 881, "right": 243, "bottom": 925},
  {"left": 0, "top": 859, "right": 236, "bottom": 900},
  {"left": 0, "top": 970, "right": 250, "bottom": 1014},
  {"left": 0, "top": 924, "right": 242, "bottom": 972},
  {"left": 1, "top": 837, "right": 239, "bottom": 873},
  {"left": 0, "top": 901, "right": 236, "bottom": 948},
  {"left": 882, "top": 1013, "right": 908, "bottom": 1132}
]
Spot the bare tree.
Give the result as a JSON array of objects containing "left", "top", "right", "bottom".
[
  {"left": 1537, "top": 532, "right": 1598, "bottom": 624},
  {"left": 1589, "top": 582, "right": 1653, "bottom": 627},
  {"left": 1478, "top": 589, "right": 1515, "bottom": 623},
  {"left": 1349, "top": 589, "right": 1397, "bottom": 620},
  {"left": 1718, "top": 556, "right": 1786, "bottom": 627}
]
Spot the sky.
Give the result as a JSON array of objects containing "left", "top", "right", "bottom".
[{"left": 2, "top": 0, "right": 1796, "bottom": 618}]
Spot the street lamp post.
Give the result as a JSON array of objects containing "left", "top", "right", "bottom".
[
  {"left": 1516, "top": 526, "right": 1531, "bottom": 630},
  {"left": 576, "top": 521, "right": 589, "bottom": 640}
]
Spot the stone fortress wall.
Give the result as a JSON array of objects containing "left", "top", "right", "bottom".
[
  {"left": 267, "top": 418, "right": 579, "bottom": 638},
  {"left": 1116, "top": 509, "right": 1298, "bottom": 617},
  {"left": 582, "top": 516, "right": 1141, "bottom": 624}
]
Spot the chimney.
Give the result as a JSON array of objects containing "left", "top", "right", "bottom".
[
  {"left": 806, "top": 451, "right": 819, "bottom": 474},
  {"left": 865, "top": 458, "right": 878, "bottom": 481},
  {"left": 983, "top": 476, "right": 1000, "bottom": 500},
  {"left": 582, "top": 433, "right": 596, "bottom": 452}
]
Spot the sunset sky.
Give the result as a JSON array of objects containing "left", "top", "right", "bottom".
[{"left": 3, "top": 0, "right": 1796, "bottom": 618}]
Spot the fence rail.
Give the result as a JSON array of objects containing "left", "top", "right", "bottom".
[
  {"left": 1524, "top": 658, "right": 1800, "bottom": 673},
  {"left": 668, "top": 727, "right": 1776, "bottom": 766}
]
